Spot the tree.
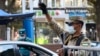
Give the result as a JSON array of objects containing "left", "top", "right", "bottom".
[
  {"left": 88, "top": 0, "right": 100, "bottom": 41},
  {"left": 0, "top": 0, "right": 23, "bottom": 32},
  {"left": 0, "top": 0, "right": 19, "bottom": 13}
]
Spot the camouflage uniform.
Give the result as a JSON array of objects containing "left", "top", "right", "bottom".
[{"left": 48, "top": 19, "right": 91, "bottom": 56}]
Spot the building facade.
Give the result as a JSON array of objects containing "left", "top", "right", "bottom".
[{"left": 21, "top": 0, "right": 90, "bottom": 44}]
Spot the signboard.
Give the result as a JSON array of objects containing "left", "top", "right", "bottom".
[
  {"left": 69, "top": 12, "right": 86, "bottom": 18},
  {"left": 65, "top": 7, "right": 88, "bottom": 18},
  {"left": 66, "top": 9, "right": 87, "bottom": 18}
]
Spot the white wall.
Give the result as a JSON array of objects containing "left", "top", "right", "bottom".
[{"left": 33, "top": 0, "right": 39, "bottom": 7}]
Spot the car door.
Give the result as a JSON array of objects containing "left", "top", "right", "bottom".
[
  {"left": 16, "top": 44, "right": 53, "bottom": 56},
  {"left": 0, "top": 44, "right": 17, "bottom": 56}
]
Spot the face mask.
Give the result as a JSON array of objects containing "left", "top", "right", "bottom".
[{"left": 65, "top": 26, "right": 76, "bottom": 34}]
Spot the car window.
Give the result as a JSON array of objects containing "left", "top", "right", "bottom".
[
  {"left": 0, "top": 45, "right": 15, "bottom": 56},
  {"left": 17, "top": 44, "right": 52, "bottom": 56}
]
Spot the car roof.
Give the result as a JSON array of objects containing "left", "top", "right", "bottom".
[
  {"left": 0, "top": 41, "right": 37, "bottom": 45},
  {"left": 0, "top": 41, "right": 58, "bottom": 56},
  {"left": 0, "top": 41, "right": 48, "bottom": 50}
]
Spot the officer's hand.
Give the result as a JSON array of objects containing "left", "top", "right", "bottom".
[{"left": 38, "top": 3, "right": 48, "bottom": 14}]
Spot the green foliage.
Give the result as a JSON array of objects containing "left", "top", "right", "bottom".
[
  {"left": 87, "top": 0, "right": 96, "bottom": 22},
  {"left": 8, "top": 19, "right": 23, "bottom": 30},
  {"left": 88, "top": 0, "right": 96, "bottom": 4},
  {"left": 0, "top": 0, "right": 22, "bottom": 29},
  {"left": 0, "top": 0, "right": 20, "bottom": 13},
  {"left": 7, "top": 0, "right": 21, "bottom": 13},
  {"left": 42, "top": 28, "right": 50, "bottom": 36},
  {"left": 88, "top": 0, "right": 100, "bottom": 40}
]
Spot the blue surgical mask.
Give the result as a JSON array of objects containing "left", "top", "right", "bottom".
[{"left": 65, "top": 25, "right": 76, "bottom": 34}]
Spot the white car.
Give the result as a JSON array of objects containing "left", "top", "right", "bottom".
[{"left": 0, "top": 41, "right": 58, "bottom": 56}]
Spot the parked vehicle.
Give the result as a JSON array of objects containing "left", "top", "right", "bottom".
[{"left": 0, "top": 41, "right": 58, "bottom": 56}]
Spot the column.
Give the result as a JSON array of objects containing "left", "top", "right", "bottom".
[
  {"left": 73, "top": 0, "right": 76, "bottom": 6},
  {"left": 84, "top": 0, "right": 88, "bottom": 6},
  {"left": 61, "top": 0, "right": 63, "bottom": 7},
  {"left": 23, "top": 17, "right": 34, "bottom": 42},
  {"left": 29, "top": 0, "right": 33, "bottom": 12},
  {"left": 22, "top": 0, "right": 26, "bottom": 13},
  {"left": 55, "top": 0, "right": 56, "bottom": 7},
  {"left": 7, "top": 27, "right": 10, "bottom": 41},
  {"left": 48, "top": 0, "right": 52, "bottom": 7}
]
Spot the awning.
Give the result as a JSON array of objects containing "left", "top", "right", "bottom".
[{"left": 0, "top": 9, "right": 35, "bottom": 24}]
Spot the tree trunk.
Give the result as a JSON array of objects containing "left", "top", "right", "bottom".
[
  {"left": 0, "top": 0, "right": 6, "bottom": 10},
  {"left": 7, "top": 0, "right": 16, "bottom": 13},
  {"left": 0, "top": 0, "right": 16, "bottom": 13},
  {"left": 95, "top": 0, "right": 100, "bottom": 41}
]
